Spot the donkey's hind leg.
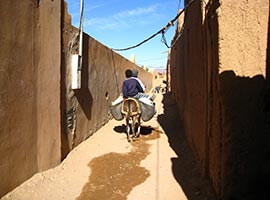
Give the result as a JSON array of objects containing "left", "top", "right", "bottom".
[
  {"left": 130, "top": 116, "right": 136, "bottom": 140},
  {"left": 134, "top": 115, "right": 141, "bottom": 138},
  {"left": 125, "top": 116, "right": 132, "bottom": 142}
]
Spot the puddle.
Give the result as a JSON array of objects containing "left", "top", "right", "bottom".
[{"left": 76, "top": 128, "right": 161, "bottom": 200}]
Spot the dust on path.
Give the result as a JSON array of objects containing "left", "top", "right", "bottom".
[
  {"left": 76, "top": 129, "right": 162, "bottom": 200},
  {"left": 2, "top": 92, "right": 217, "bottom": 200}
]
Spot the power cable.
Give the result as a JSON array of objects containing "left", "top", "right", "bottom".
[
  {"left": 112, "top": 30, "right": 163, "bottom": 51},
  {"left": 161, "top": 31, "right": 170, "bottom": 48},
  {"left": 111, "top": 0, "right": 198, "bottom": 51}
]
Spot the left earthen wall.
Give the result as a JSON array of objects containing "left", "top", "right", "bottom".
[{"left": 0, "top": 0, "right": 61, "bottom": 197}]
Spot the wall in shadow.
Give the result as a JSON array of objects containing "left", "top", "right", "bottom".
[
  {"left": 220, "top": 71, "right": 270, "bottom": 200},
  {"left": 157, "top": 93, "right": 218, "bottom": 200},
  {"left": 169, "top": 0, "right": 270, "bottom": 199},
  {"left": 203, "top": 0, "right": 222, "bottom": 195},
  {"left": 170, "top": 0, "right": 222, "bottom": 194},
  {"left": 159, "top": 77, "right": 270, "bottom": 199},
  {"left": 170, "top": 0, "right": 210, "bottom": 173},
  {"left": 60, "top": 1, "right": 69, "bottom": 160}
]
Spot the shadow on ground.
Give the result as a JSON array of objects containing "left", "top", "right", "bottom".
[
  {"left": 113, "top": 124, "right": 154, "bottom": 136},
  {"left": 157, "top": 93, "right": 218, "bottom": 200}
]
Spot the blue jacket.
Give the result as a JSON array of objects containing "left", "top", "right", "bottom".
[{"left": 122, "top": 78, "right": 144, "bottom": 98}]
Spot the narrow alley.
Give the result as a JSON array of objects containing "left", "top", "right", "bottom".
[
  {"left": 1, "top": 1, "right": 269, "bottom": 199},
  {"left": 1, "top": 91, "right": 217, "bottom": 200}
]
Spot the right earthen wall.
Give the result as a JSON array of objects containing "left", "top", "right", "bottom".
[{"left": 170, "top": 0, "right": 270, "bottom": 198}]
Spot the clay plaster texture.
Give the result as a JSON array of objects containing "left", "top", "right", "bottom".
[
  {"left": 0, "top": 0, "right": 153, "bottom": 197},
  {"left": 0, "top": 0, "right": 61, "bottom": 197},
  {"left": 169, "top": 0, "right": 269, "bottom": 198},
  {"left": 218, "top": 0, "right": 268, "bottom": 77}
]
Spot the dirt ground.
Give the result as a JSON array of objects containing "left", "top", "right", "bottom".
[{"left": 1, "top": 79, "right": 217, "bottom": 200}]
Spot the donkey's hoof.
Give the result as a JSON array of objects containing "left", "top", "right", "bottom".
[{"left": 134, "top": 133, "right": 140, "bottom": 138}]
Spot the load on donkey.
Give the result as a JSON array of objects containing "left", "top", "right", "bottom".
[
  {"left": 109, "top": 69, "right": 156, "bottom": 142},
  {"left": 110, "top": 96, "right": 156, "bottom": 142}
]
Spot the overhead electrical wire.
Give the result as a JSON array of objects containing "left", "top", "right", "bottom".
[{"left": 111, "top": 0, "right": 198, "bottom": 51}]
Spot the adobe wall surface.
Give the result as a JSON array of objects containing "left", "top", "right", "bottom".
[
  {"left": 219, "top": 0, "right": 268, "bottom": 77},
  {"left": 0, "top": 0, "right": 152, "bottom": 197},
  {"left": 170, "top": 0, "right": 207, "bottom": 177},
  {"left": 0, "top": 0, "right": 61, "bottom": 197},
  {"left": 36, "top": 0, "right": 61, "bottom": 172},
  {"left": 170, "top": 0, "right": 269, "bottom": 198},
  {"left": 217, "top": 0, "right": 269, "bottom": 198}
]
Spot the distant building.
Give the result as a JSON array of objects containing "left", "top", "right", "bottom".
[{"left": 130, "top": 54, "right": 136, "bottom": 63}]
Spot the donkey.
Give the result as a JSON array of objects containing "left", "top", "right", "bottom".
[{"left": 121, "top": 98, "right": 141, "bottom": 142}]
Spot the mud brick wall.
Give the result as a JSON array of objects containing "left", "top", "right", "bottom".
[
  {"left": 169, "top": 0, "right": 269, "bottom": 198},
  {"left": 0, "top": 0, "right": 61, "bottom": 197},
  {"left": 0, "top": 0, "right": 153, "bottom": 197}
]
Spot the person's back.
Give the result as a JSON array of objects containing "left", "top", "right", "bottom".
[
  {"left": 122, "top": 69, "right": 144, "bottom": 98},
  {"left": 131, "top": 69, "right": 146, "bottom": 92},
  {"left": 122, "top": 78, "right": 144, "bottom": 98}
]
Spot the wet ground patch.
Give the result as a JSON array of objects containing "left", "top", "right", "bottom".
[{"left": 76, "top": 128, "right": 161, "bottom": 200}]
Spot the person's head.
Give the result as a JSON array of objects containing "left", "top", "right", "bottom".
[
  {"left": 132, "top": 69, "right": 138, "bottom": 77},
  {"left": 125, "top": 69, "right": 133, "bottom": 78}
]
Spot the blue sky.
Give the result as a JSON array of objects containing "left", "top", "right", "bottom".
[{"left": 65, "top": 0, "right": 184, "bottom": 69}]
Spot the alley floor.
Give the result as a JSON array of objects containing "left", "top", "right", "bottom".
[{"left": 1, "top": 92, "right": 217, "bottom": 200}]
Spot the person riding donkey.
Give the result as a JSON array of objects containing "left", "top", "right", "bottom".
[
  {"left": 110, "top": 69, "right": 156, "bottom": 142},
  {"left": 121, "top": 69, "right": 147, "bottom": 141},
  {"left": 122, "top": 69, "right": 149, "bottom": 100}
]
